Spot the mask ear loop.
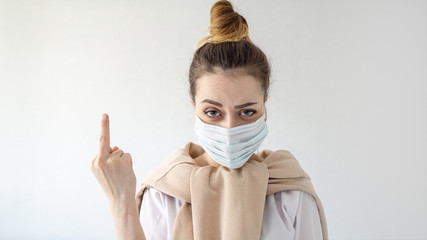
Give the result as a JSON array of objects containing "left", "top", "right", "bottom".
[
  {"left": 255, "top": 113, "right": 267, "bottom": 156},
  {"left": 264, "top": 107, "right": 268, "bottom": 122}
]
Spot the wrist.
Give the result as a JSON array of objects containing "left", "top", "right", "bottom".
[
  {"left": 108, "top": 196, "right": 138, "bottom": 216},
  {"left": 107, "top": 196, "right": 145, "bottom": 240}
]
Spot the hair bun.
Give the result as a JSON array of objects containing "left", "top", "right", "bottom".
[{"left": 196, "top": 0, "right": 251, "bottom": 48}]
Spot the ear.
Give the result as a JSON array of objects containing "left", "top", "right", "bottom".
[
  {"left": 191, "top": 100, "right": 196, "bottom": 108},
  {"left": 264, "top": 96, "right": 268, "bottom": 103}
]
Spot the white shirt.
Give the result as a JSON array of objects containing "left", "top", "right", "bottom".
[{"left": 139, "top": 188, "right": 323, "bottom": 240}]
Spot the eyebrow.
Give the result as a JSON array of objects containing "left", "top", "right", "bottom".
[{"left": 201, "top": 99, "right": 258, "bottom": 109}]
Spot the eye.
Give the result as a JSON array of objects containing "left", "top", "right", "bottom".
[
  {"left": 205, "top": 110, "right": 221, "bottom": 118},
  {"left": 240, "top": 109, "right": 256, "bottom": 117}
]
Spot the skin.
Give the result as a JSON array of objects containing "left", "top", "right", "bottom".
[
  {"left": 91, "top": 68, "right": 267, "bottom": 239},
  {"left": 91, "top": 114, "right": 145, "bottom": 240},
  {"left": 192, "top": 68, "right": 268, "bottom": 167}
]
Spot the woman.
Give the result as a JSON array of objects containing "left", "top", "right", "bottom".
[{"left": 91, "top": 1, "right": 328, "bottom": 239}]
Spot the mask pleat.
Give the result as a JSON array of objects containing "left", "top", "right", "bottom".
[{"left": 194, "top": 114, "right": 269, "bottom": 169}]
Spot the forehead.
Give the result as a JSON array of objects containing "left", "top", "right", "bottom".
[{"left": 195, "top": 70, "right": 264, "bottom": 104}]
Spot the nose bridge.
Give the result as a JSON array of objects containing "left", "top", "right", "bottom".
[{"left": 225, "top": 114, "right": 237, "bottom": 129}]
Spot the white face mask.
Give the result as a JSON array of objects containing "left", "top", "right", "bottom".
[{"left": 194, "top": 114, "right": 268, "bottom": 169}]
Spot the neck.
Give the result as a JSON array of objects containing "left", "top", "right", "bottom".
[{"left": 194, "top": 152, "right": 222, "bottom": 168}]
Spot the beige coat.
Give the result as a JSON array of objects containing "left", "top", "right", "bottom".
[{"left": 136, "top": 142, "right": 328, "bottom": 240}]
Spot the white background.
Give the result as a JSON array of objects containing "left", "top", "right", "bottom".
[{"left": 0, "top": 0, "right": 426, "bottom": 239}]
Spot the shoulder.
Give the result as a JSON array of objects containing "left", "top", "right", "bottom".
[
  {"left": 272, "top": 189, "right": 318, "bottom": 209},
  {"left": 140, "top": 187, "right": 186, "bottom": 216},
  {"left": 265, "top": 190, "right": 318, "bottom": 221},
  {"left": 142, "top": 187, "right": 185, "bottom": 207},
  {"left": 257, "top": 148, "right": 307, "bottom": 176},
  {"left": 266, "top": 190, "right": 301, "bottom": 215}
]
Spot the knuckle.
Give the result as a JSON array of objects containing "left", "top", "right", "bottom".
[
  {"left": 123, "top": 153, "right": 133, "bottom": 162},
  {"left": 91, "top": 162, "right": 99, "bottom": 169},
  {"left": 111, "top": 149, "right": 121, "bottom": 155},
  {"left": 91, "top": 157, "right": 104, "bottom": 168}
]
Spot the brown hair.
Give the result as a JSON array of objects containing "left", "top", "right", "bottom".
[{"left": 188, "top": 0, "right": 271, "bottom": 103}]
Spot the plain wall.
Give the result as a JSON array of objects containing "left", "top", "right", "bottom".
[{"left": 0, "top": 0, "right": 426, "bottom": 239}]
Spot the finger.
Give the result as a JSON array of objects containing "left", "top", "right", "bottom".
[
  {"left": 122, "top": 153, "right": 133, "bottom": 166},
  {"left": 99, "top": 113, "right": 111, "bottom": 157},
  {"left": 111, "top": 149, "right": 124, "bottom": 158},
  {"left": 110, "top": 146, "right": 119, "bottom": 153},
  {"left": 122, "top": 152, "right": 132, "bottom": 160}
]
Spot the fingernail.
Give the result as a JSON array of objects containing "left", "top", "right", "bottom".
[{"left": 102, "top": 113, "right": 107, "bottom": 119}]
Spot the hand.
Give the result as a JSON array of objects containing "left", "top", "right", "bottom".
[{"left": 91, "top": 113, "right": 136, "bottom": 204}]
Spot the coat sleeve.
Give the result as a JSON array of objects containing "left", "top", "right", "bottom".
[
  {"left": 261, "top": 190, "right": 323, "bottom": 239},
  {"left": 139, "top": 188, "right": 184, "bottom": 240},
  {"left": 293, "top": 190, "right": 323, "bottom": 240},
  {"left": 139, "top": 188, "right": 168, "bottom": 240}
]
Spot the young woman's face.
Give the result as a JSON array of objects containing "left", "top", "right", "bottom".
[{"left": 192, "top": 69, "right": 267, "bottom": 128}]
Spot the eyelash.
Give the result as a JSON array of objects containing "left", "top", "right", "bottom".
[
  {"left": 205, "top": 110, "right": 220, "bottom": 118},
  {"left": 241, "top": 110, "right": 256, "bottom": 116},
  {"left": 204, "top": 109, "right": 257, "bottom": 118}
]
